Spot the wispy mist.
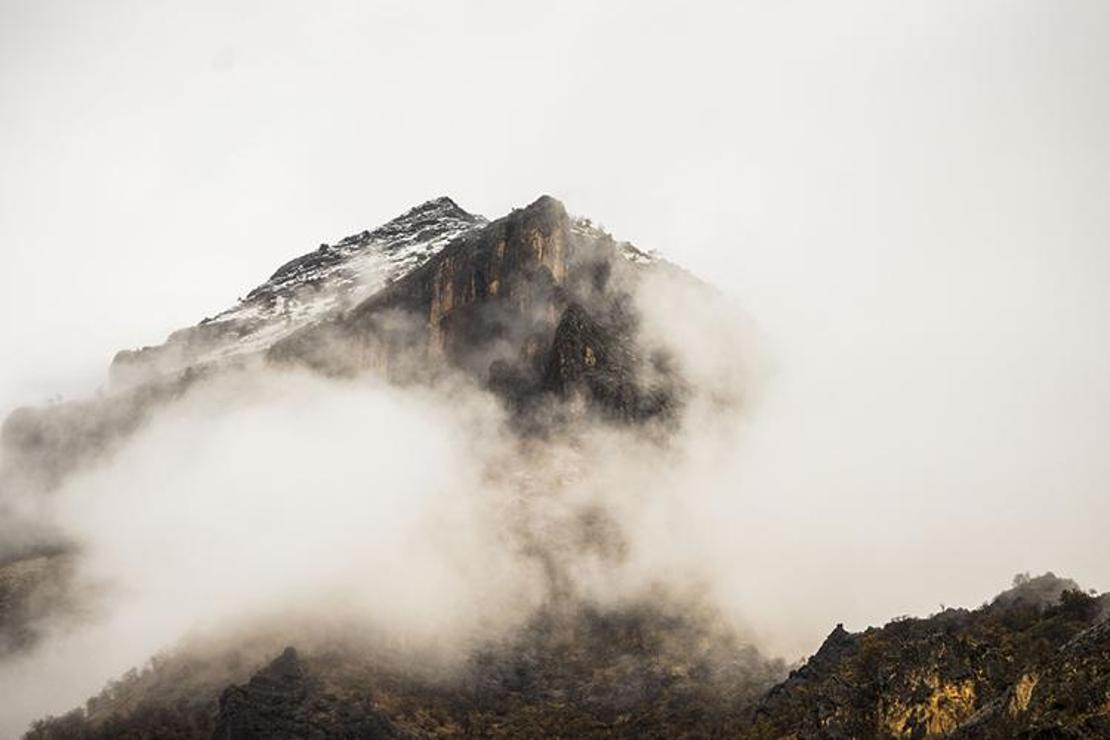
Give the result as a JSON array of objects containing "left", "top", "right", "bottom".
[{"left": 0, "top": 267, "right": 772, "bottom": 734}]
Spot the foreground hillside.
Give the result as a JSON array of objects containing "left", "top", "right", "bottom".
[
  {"left": 25, "top": 574, "right": 1109, "bottom": 738},
  {"left": 752, "top": 573, "right": 1110, "bottom": 738}
]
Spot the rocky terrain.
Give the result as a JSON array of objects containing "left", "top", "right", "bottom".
[
  {"left": 751, "top": 573, "right": 1110, "bottom": 738},
  {"left": 21, "top": 574, "right": 1110, "bottom": 738},
  {"left": 109, "top": 197, "right": 488, "bottom": 389},
  {"left": 2, "top": 196, "right": 1107, "bottom": 738}
]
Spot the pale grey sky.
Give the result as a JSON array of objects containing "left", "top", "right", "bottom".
[{"left": 2, "top": 0, "right": 1109, "bottom": 642}]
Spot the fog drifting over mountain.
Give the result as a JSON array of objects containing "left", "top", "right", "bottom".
[{"left": 2, "top": 1, "right": 1108, "bottom": 731}]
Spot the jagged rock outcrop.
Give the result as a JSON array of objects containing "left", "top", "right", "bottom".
[
  {"left": 750, "top": 573, "right": 1110, "bottom": 738},
  {"left": 953, "top": 615, "right": 1110, "bottom": 738},
  {"left": 266, "top": 195, "right": 573, "bottom": 379},
  {"left": 539, "top": 301, "right": 676, "bottom": 421},
  {"left": 267, "top": 195, "right": 681, "bottom": 423}
]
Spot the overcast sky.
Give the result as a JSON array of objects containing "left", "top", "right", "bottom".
[{"left": 2, "top": 0, "right": 1109, "bottom": 645}]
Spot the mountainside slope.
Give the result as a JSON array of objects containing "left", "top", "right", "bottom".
[
  {"left": 109, "top": 197, "right": 487, "bottom": 389},
  {"left": 4, "top": 196, "right": 1108, "bottom": 739},
  {"left": 0, "top": 195, "right": 670, "bottom": 504},
  {"left": 1, "top": 197, "right": 484, "bottom": 504}
]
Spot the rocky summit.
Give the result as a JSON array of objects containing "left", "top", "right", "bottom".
[{"left": 3, "top": 196, "right": 1108, "bottom": 738}]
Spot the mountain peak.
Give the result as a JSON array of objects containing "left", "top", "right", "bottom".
[
  {"left": 421, "top": 194, "right": 464, "bottom": 210},
  {"left": 393, "top": 195, "right": 475, "bottom": 223},
  {"left": 109, "top": 195, "right": 489, "bottom": 388}
]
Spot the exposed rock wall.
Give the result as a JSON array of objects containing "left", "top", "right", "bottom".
[
  {"left": 269, "top": 195, "right": 683, "bottom": 423},
  {"left": 750, "top": 574, "right": 1110, "bottom": 738}
]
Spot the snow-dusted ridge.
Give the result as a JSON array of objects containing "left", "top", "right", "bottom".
[
  {"left": 206, "top": 196, "right": 487, "bottom": 356},
  {"left": 112, "top": 197, "right": 486, "bottom": 384},
  {"left": 112, "top": 200, "right": 664, "bottom": 388}
]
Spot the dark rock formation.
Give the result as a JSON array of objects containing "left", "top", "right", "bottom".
[
  {"left": 213, "top": 647, "right": 395, "bottom": 739},
  {"left": 268, "top": 195, "right": 684, "bottom": 423},
  {"left": 750, "top": 573, "right": 1110, "bottom": 738},
  {"left": 541, "top": 302, "right": 675, "bottom": 422}
]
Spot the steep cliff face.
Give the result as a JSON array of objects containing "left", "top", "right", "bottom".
[
  {"left": 539, "top": 301, "right": 677, "bottom": 422},
  {"left": 266, "top": 195, "right": 573, "bottom": 378},
  {"left": 268, "top": 195, "right": 681, "bottom": 422}
]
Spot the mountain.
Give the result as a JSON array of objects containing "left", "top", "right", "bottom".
[
  {"left": 265, "top": 194, "right": 677, "bottom": 420},
  {"left": 0, "top": 195, "right": 673, "bottom": 502},
  {"left": 3, "top": 196, "right": 1108, "bottom": 738}
]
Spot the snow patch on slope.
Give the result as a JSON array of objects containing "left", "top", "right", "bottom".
[{"left": 112, "top": 198, "right": 485, "bottom": 384}]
